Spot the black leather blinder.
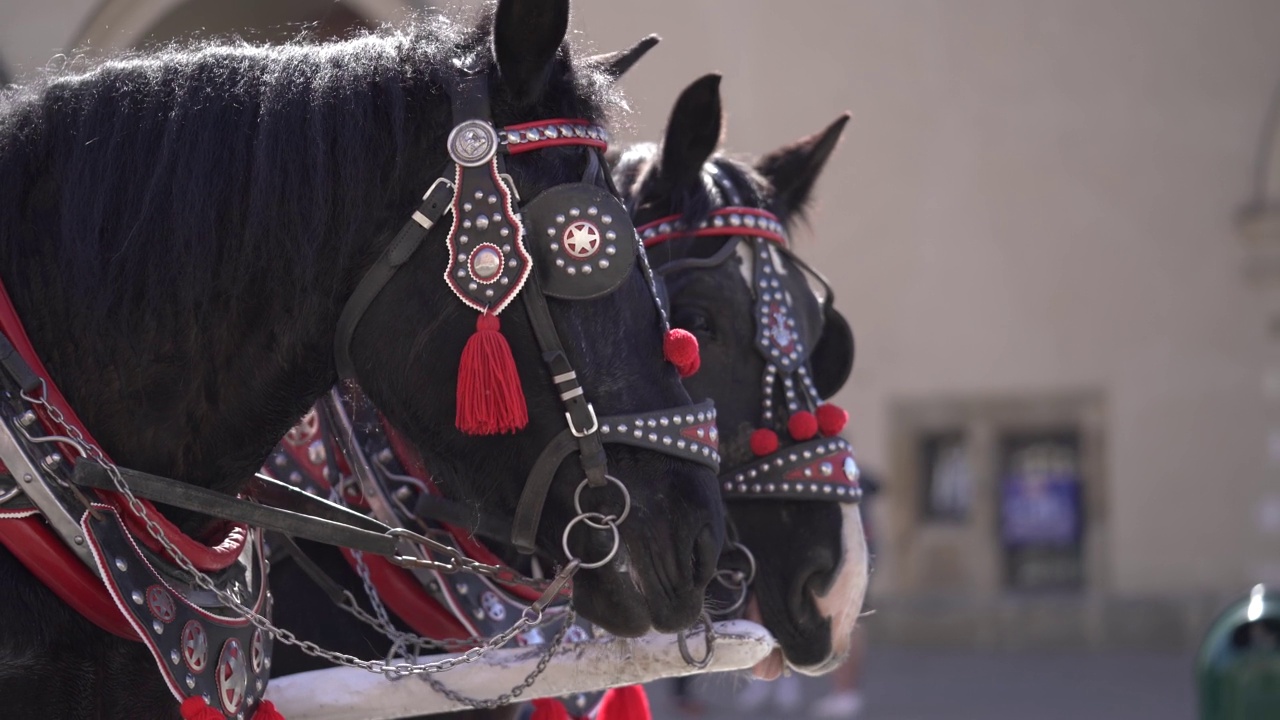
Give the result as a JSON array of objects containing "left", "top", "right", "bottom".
[{"left": 522, "top": 184, "right": 638, "bottom": 300}]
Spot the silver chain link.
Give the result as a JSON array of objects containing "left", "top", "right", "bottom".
[{"left": 18, "top": 381, "right": 603, "bottom": 680}]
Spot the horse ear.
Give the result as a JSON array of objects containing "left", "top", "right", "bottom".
[
  {"left": 587, "top": 34, "right": 660, "bottom": 81},
  {"left": 756, "top": 113, "right": 850, "bottom": 217},
  {"left": 492, "top": 0, "right": 571, "bottom": 104},
  {"left": 659, "top": 73, "right": 723, "bottom": 191}
]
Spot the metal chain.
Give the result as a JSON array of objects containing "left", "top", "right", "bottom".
[
  {"left": 18, "top": 381, "right": 593, "bottom": 678},
  {"left": 419, "top": 604, "right": 577, "bottom": 709}
]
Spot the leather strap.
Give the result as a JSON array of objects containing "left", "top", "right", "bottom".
[
  {"left": 334, "top": 178, "right": 454, "bottom": 379},
  {"left": 71, "top": 463, "right": 400, "bottom": 556},
  {"left": 510, "top": 427, "right": 582, "bottom": 554}
]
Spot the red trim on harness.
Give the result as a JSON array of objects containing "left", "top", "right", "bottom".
[
  {"left": 0, "top": 276, "right": 245, "bottom": 641},
  {"left": 638, "top": 207, "right": 788, "bottom": 248},
  {"left": 502, "top": 118, "right": 609, "bottom": 156},
  {"left": 381, "top": 422, "right": 545, "bottom": 604},
  {"left": 0, "top": 515, "right": 140, "bottom": 639}
]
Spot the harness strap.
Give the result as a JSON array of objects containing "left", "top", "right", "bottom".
[
  {"left": 334, "top": 178, "right": 455, "bottom": 379},
  {"left": 511, "top": 427, "right": 582, "bottom": 554},
  {"left": 72, "top": 463, "right": 400, "bottom": 556},
  {"left": 270, "top": 533, "right": 352, "bottom": 607}
]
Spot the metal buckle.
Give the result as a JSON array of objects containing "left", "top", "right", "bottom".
[{"left": 566, "top": 403, "right": 599, "bottom": 438}]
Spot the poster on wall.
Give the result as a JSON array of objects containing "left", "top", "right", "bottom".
[{"left": 999, "top": 432, "right": 1085, "bottom": 590}]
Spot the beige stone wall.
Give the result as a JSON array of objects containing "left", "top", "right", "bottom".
[
  {"left": 3, "top": 0, "right": 1278, "bottom": 615},
  {"left": 573, "top": 0, "right": 1280, "bottom": 602}
]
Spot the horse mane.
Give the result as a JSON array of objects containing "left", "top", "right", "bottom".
[{"left": 0, "top": 9, "right": 619, "bottom": 339}]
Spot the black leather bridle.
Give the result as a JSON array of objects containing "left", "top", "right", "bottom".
[{"left": 332, "top": 66, "right": 720, "bottom": 555}]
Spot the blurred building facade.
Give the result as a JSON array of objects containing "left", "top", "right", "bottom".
[{"left": 3, "top": 0, "right": 1279, "bottom": 650}]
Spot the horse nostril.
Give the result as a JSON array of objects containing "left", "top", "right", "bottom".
[
  {"left": 792, "top": 556, "right": 837, "bottom": 612},
  {"left": 691, "top": 523, "right": 721, "bottom": 587}
]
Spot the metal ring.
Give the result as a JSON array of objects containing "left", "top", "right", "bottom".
[
  {"left": 573, "top": 475, "right": 631, "bottom": 526},
  {"left": 561, "top": 512, "right": 620, "bottom": 570},
  {"left": 677, "top": 611, "right": 716, "bottom": 669},
  {"left": 719, "top": 540, "right": 757, "bottom": 588}
]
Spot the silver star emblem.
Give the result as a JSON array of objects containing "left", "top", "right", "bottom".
[{"left": 563, "top": 221, "right": 600, "bottom": 259}]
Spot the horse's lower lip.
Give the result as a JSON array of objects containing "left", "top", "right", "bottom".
[{"left": 752, "top": 647, "right": 785, "bottom": 680}]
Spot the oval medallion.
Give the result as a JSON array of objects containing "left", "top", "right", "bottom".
[
  {"left": 181, "top": 620, "right": 208, "bottom": 674},
  {"left": 217, "top": 638, "right": 248, "bottom": 715}
]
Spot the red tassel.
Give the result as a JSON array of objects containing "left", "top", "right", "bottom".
[
  {"left": 816, "top": 403, "right": 848, "bottom": 437},
  {"left": 252, "top": 700, "right": 286, "bottom": 720},
  {"left": 663, "top": 328, "right": 701, "bottom": 378},
  {"left": 750, "top": 428, "right": 779, "bottom": 457},
  {"left": 530, "top": 698, "right": 572, "bottom": 720},
  {"left": 456, "top": 312, "right": 528, "bottom": 435},
  {"left": 596, "top": 685, "right": 651, "bottom": 720},
  {"left": 788, "top": 410, "right": 818, "bottom": 442},
  {"left": 180, "top": 697, "right": 224, "bottom": 720}
]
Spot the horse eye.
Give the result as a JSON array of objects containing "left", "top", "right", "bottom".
[{"left": 674, "top": 311, "right": 715, "bottom": 338}]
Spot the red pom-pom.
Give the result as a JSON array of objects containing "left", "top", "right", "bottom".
[
  {"left": 750, "top": 428, "right": 779, "bottom": 457},
  {"left": 253, "top": 701, "right": 287, "bottom": 720},
  {"left": 597, "top": 685, "right": 652, "bottom": 720},
  {"left": 530, "top": 698, "right": 573, "bottom": 720},
  {"left": 816, "top": 403, "right": 848, "bottom": 437},
  {"left": 456, "top": 312, "right": 528, "bottom": 435},
  {"left": 663, "top": 328, "right": 701, "bottom": 378},
  {"left": 788, "top": 410, "right": 818, "bottom": 441},
  {"left": 180, "top": 697, "right": 225, "bottom": 720}
]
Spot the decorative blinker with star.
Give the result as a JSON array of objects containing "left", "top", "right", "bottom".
[{"left": 522, "top": 184, "right": 637, "bottom": 300}]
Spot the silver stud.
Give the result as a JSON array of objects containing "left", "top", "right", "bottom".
[
  {"left": 115, "top": 557, "right": 128, "bottom": 572},
  {"left": 508, "top": 259, "right": 518, "bottom": 268},
  {"left": 648, "top": 432, "right": 658, "bottom": 442},
  {"left": 152, "top": 620, "right": 163, "bottom": 635},
  {"left": 456, "top": 583, "right": 469, "bottom": 595},
  {"left": 463, "top": 202, "right": 473, "bottom": 212},
  {"left": 647, "top": 419, "right": 657, "bottom": 428},
  {"left": 582, "top": 265, "right": 592, "bottom": 274},
  {"left": 475, "top": 190, "right": 484, "bottom": 200},
  {"left": 820, "top": 462, "right": 833, "bottom": 477},
  {"left": 488, "top": 194, "right": 498, "bottom": 205},
  {"left": 601, "top": 424, "right": 611, "bottom": 434},
  {"left": 475, "top": 216, "right": 489, "bottom": 231},
  {"left": 724, "top": 482, "right": 734, "bottom": 492},
  {"left": 492, "top": 213, "right": 502, "bottom": 222},
  {"left": 463, "top": 219, "right": 472, "bottom": 229},
  {"left": 545, "top": 126, "right": 559, "bottom": 139},
  {"left": 752, "top": 484, "right": 762, "bottom": 493},
  {"left": 170, "top": 649, "right": 180, "bottom": 665},
  {"left": 748, "top": 469, "right": 758, "bottom": 479},
  {"left": 527, "top": 128, "right": 541, "bottom": 142},
  {"left": 662, "top": 437, "right": 673, "bottom": 446},
  {"left": 484, "top": 288, "right": 494, "bottom": 297},
  {"left": 459, "top": 234, "right": 469, "bottom": 244},
  {"left": 186, "top": 675, "right": 196, "bottom": 690},
  {"left": 566, "top": 266, "right": 576, "bottom": 275},
  {"left": 587, "top": 206, "right": 599, "bottom": 216},
  {"left": 659, "top": 417, "right": 669, "bottom": 427},
  {"left": 468, "top": 282, "right": 478, "bottom": 291},
  {"left": 550, "top": 242, "right": 560, "bottom": 252},
  {"left": 602, "top": 215, "right": 612, "bottom": 225},
  {"left": 501, "top": 227, "right": 510, "bottom": 237},
  {"left": 677, "top": 439, "right": 688, "bottom": 449},
  {"left": 605, "top": 245, "right": 617, "bottom": 256},
  {"left": 555, "top": 258, "right": 565, "bottom": 267},
  {"left": 737, "top": 483, "right": 748, "bottom": 492},
  {"left": 569, "top": 207, "right": 581, "bottom": 217},
  {"left": 633, "top": 428, "right": 643, "bottom": 439},
  {"left": 556, "top": 214, "right": 566, "bottom": 224},
  {"left": 132, "top": 590, "right": 145, "bottom": 605}
]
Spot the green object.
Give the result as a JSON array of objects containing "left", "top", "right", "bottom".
[{"left": 1198, "top": 584, "right": 1280, "bottom": 719}]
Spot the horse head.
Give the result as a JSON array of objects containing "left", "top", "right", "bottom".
[{"left": 614, "top": 74, "right": 865, "bottom": 673}]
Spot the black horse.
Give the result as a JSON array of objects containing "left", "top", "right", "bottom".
[
  {"left": 614, "top": 74, "right": 867, "bottom": 676},
  {"left": 0, "top": 2, "right": 723, "bottom": 717}
]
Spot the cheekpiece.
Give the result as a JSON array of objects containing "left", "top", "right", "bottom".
[
  {"left": 752, "top": 238, "right": 809, "bottom": 374},
  {"left": 720, "top": 436, "right": 861, "bottom": 502},
  {"left": 85, "top": 505, "right": 272, "bottom": 719},
  {"left": 598, "top": 400, "right": 720, "bottom": 471},
  {"left": 523, "top": 184, "right": 638, "bottom": 300},
  {"left": 443, "top": 154, "right": 530, "bottom": 314}
]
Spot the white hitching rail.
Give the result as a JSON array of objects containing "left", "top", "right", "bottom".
[{"left": 264, "top": 620, "right": 775, "bottom": 720}]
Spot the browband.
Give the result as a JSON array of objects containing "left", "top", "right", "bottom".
[{"left": 637, "top": 207, "right": 789, "bottom": 248}]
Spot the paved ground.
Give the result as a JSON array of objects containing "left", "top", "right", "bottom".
[{"left": 644, "top": 646, "right": 1196, "bottom": 720}]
